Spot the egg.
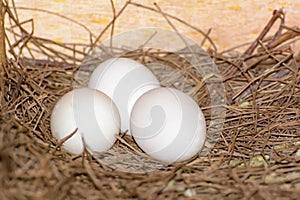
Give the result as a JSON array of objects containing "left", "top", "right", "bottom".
[
  {"left": 88, "top": 57, "right": 160, "bottom": 134},
  {"left": 50, "top": 88, "right": 120, "bottom": 154},
  {"left": 130, "top": 87, "right": 206, "bottom": 163}
]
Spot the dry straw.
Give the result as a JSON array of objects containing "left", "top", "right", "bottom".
[{"left": 1, "top": 0, "right": 300, "bottom": 199}]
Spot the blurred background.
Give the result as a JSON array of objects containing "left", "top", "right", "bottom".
[{"left": 10, "top": 0, "right": 300, "bottom": 52}]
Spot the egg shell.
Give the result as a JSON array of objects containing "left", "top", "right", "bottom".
[
  {"left": 130, "top": 87, "right": 206, "bottom": 163},
  {"left": 50, "top": 88, "right": 120, "bottom": 154},
  {"left": 88, "top": 57, "right": 160, "bottom": 134}
]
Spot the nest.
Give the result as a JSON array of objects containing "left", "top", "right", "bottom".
[{"left": 1, "top": 1, "right": 300, "bottom": 199}]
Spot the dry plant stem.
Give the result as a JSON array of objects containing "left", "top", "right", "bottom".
[
  {"left": 5, "top": 4, "right": 85, "bottom": 64},
  {"left": 31, "top": 36, "right": 86, "bottom": 57},
  {"left": 229, "top": 66, "right": 255, "bottom": 104},
  {"left": 231, "top": 53, "right": 293, "bottom": 100},
  {"left": 153, "top": 3, "right": 190, "bottom": 49},
  {"left": 148, "top": 51, "right": 201, "bottom": 82},
  {"left": 10, "top": 0, "right": 19, "bottom": 22},
  {"left": 0, "top": 0, "right": 6, "bottom": 108},
  {"left": 56, "top": 128, "right": 78, "bottom": 149},
  {"left": 243, "top": 9, "right": 285, "bottom": 56},
  {"left": 0, "top": 0, "right": 6, "bottom": 67},
  {"left": 14, "top": 6, "right": 95, "bottom": 40},
  {"left": 4, "top": 0, "right": 18, "bottom": 47},
  {"left": 114, "top": 134, "right": 141, "bottom": 154},
  {"left": 200, "top": 28, "right": 212, "bottom": 47},
  {"left": 109, "top": 0, "right": 116, "bottom": 48},
  {"left": 21, "top": 58, "right": 75, "bottom": 68},
  {"left": 87, "top": 0, "right": 131, "bottom": 55},
  {"left": 229, "top": 9, "right": 289, "bottom": 103},
  {"left": 83, "top": 149, "right": 110, "bottom": 199},
  {"left": 262, "top": 25, "right": 300, "bottom": 50},
  {"left": 129, "top": 1, "right": 217, "bottom": 51},
  {"left": 227, "top": 117, "right": 242, "bottom": 163},
  {"left": 5, "top": 6, "right": 34, "bottom": 60}
]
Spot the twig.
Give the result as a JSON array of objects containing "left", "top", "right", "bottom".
[
  {"left": 87, "top": 0, "right": 131, "bottom": 54},
  {"left": 261, "top": 25, "right": 300, "bottom": 50},
  {"left": 14, "top": 6, "right": 95, "bottom": 40},
  {"left": 153, "top": 3, "right": 193, "bottom": 57},
  {"left": 200, "top": 28, "right": 212, "bottom": 47},
  {"left": 56, "top": 128, "right": 78, "bottom": 149},
  {"left": 232, "top": 53, "right": 293, "bottom": 101},
  {"left": 243, "top": 9, "right": 285, "bottom": 56},
  {"left": 129, "top": 1, "right": 217, "bottom": 52},
  {"left": 109, "top": 0, "right": 116, "bottom": 48}
]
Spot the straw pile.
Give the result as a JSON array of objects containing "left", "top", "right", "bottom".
[{"left": 1, "top": 1, "right": 300, "bottom": 199}]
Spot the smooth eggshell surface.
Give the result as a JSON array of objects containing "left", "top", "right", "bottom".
[
  {"left": 88, "top": 58, "right": 160, "bottom": 134},
  {"left": 50, "top": 88, "right": 120, "bottom": 154},
  {"left": 130, "top": 87, "right": 206, "bottom": 163}
]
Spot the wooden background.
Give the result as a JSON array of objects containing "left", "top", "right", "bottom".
[{"left": 10, "top": 0, "right": 300, "bottom": 52}]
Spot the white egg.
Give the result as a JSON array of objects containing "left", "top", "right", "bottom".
[
  {"left": 88, "top": 57, "right": 160, "bottom": 134},
  {"left": 50, "top": 88, "right": 120, "bottom": 154},
  {"left": 130, "top": 87, "right": 206, "bottom": 163}
]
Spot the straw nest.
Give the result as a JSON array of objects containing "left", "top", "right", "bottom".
[{"left": 1, "top": 1, "right": 300, "bottom": 199}]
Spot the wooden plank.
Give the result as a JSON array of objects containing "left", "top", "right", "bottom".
[{"left": 7, "top": 0, "right": 300, "bottom": 53}]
